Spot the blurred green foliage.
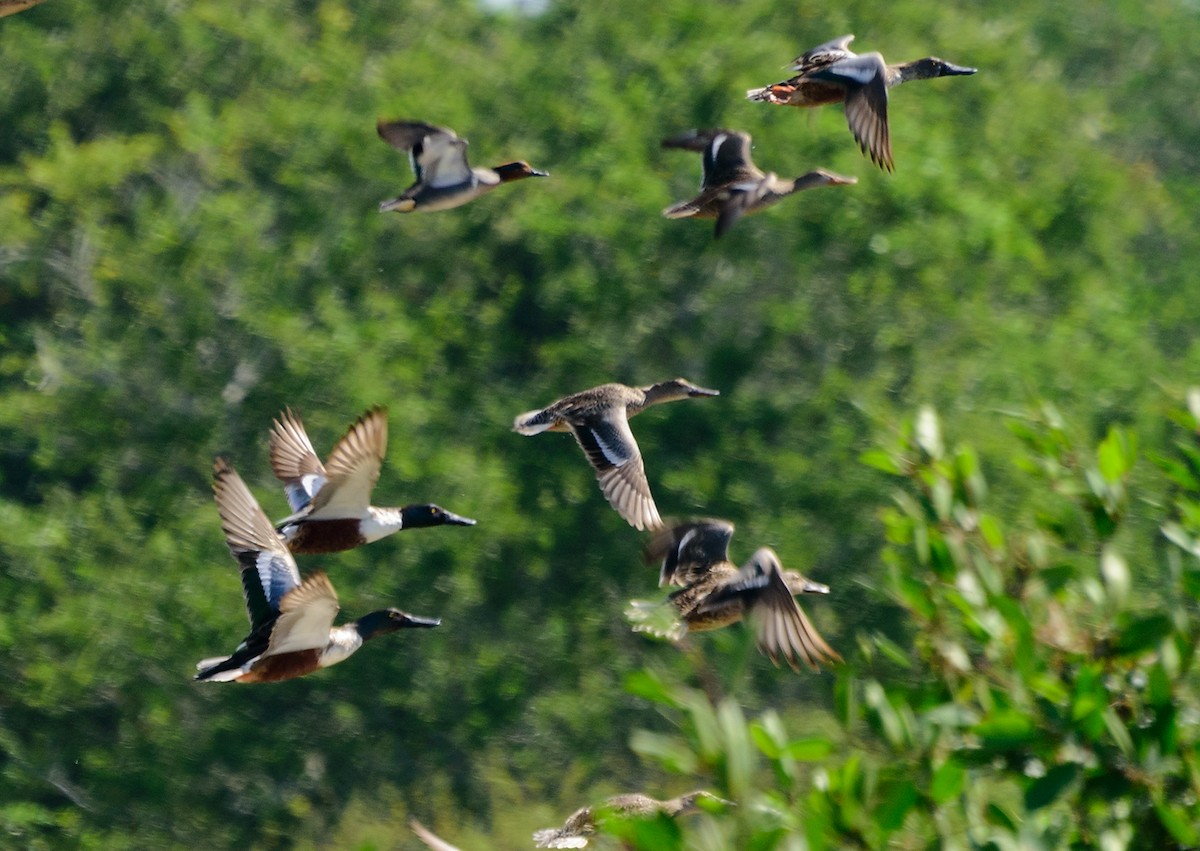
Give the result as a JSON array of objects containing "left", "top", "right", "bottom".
[
  {"left": 1, "top": 0, "right": 1198, "bottom": 848},
  {"left": 624, "top": 406, "right": 1200, "bottom": 849}
]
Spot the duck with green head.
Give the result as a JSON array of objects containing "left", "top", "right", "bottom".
[
  {"left": 269, "top": 406, "right": 476, "bottom": 554},
  {"left": 195, "top": 459, "right": 441, "bottom": 684}
]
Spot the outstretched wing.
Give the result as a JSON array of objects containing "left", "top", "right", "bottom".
[
  {"left": 213, "top": 458, "right": 301, "bottom": 631},
  {"left": 308, "top": 406, "right": 388, "bottom": 518},
  {"left": 263, "top": 571, "right": 340, "bottom": 656},
  {"left": 569, "top": 413, "right": 662, "bottom": 532},
  {"left": 269, "top": 408, "right": 328, "bottom": 512}
]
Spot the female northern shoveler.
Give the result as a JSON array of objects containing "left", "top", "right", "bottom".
[
  {"left": 513, "top": 379, "right": 720, "bottom": 532},
  {"left": 195, "top": 459, "right": 440, "bottom": 683},
  {"left": 662, "top": 128, "right": 856, "bottom": 238},
  {"left": 746, "top": 35, "right": 977, "bottom": 172},
  {"left": 628, "top": 519, "right": 840, "bottom": 671},
  {"left": 269, "top": 406, "right": 475, "bottom": 554},
  {"left": 533, "top": 791, "right": 732, "bottom": 848},
  {"left": 376, "top": 120, "right": 547, "bottom": 212}
]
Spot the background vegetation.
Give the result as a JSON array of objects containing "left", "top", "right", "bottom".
[{"left": 1, "top": 0, "right": 1198, "bottom": 848}]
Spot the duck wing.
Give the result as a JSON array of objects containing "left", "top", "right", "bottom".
[
  {"left": 306, "top": 406, "right": 388, "bottom": 519},
  {"left": 269, "top": 408, "right": 328, "bottom": 512},
  {"left": 662, "top": 129, "right": 761, "bottom": 189},
  {"left": 377, "top": 120, "right": 467, "bottom": 183},
  {"left": 213, "top": 458, "right": 301, "bottom": 631},
  {"left": 809, "top": 52, "right": 892, "bottom": 171},
  {"left": 647, "top": 519, "right": 735, "bottom": 586},
  {"left": 789, "top": 34, "right": 857, "bottom": 73},
  {"left": 263, "top": 571, "right": 340, "bottom": 656},
  {"left": 735, "top": 548, "right": 840, "bottom": 671},
  {"left": 568, "top": 411, "right": 662, "bottom": 532}
]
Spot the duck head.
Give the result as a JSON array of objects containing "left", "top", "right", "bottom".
[
  {"left": 355, "top": 608, "right": 442, "bottom": 641},
  {"left": 906, "top": 57, "right": 978, "bottom": 79},
  {"left": 784, "top": 571, "right": 830, "bottom": 595},
  {"left": 402, "top": 504, "right": 477, "bottom": 529},
  {"left": 793, "top": 168, "right": 858, "bottom": 192},
  {"left": 674, "top": 790, "right": 736, "bottom": 814},
  {"left": 644, "top": 378, "right": 721, "bottom": 403},
  {"left": 493, "top": 161, "right": 549, "bottom": 182}
]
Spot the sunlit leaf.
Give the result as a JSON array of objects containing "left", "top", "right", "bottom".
[
  {"left": 784, "top": 737, "right": 834, "bottom": 762},
  {"left": 929, "top": 759, "right": 965, "bottom": 804}
]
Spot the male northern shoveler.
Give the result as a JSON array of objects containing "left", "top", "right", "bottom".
[
  {"left": 533, "top": 791, "right": 732, "bottom": 848},
  {"left": 269, "top": 406, "right": 476, "bottom": 554},
  {"left": 376, "top": 120, "right": 547, "bottom": 212},
  {"left": 513, "top": 379, "right": 720, "bottom": 532},
  {"left": 746, "top": 35, "right": 977, "bottom": 172},
  {"left": 628, "top": 519, "right": 840, "bottom": 671},
  {"left": 195, "top": 459, "right": 440, "bottom": 683},
  {"left": 662, "top": 128, "right": 856, "bottom": 238}
]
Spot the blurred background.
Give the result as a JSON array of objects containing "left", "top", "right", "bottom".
[{"left": 2, "top": 0, "right": 1199, "bottom": 847}]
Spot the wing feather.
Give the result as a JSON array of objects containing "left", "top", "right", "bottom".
[
  {"left": 570, "top": 415, "right": 662, "bottom": 531},
  {"left": 308, "top": 407, "right": 388, "bottom": 518}
]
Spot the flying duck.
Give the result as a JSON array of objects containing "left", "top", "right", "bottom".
[
  {"left": 662, "top": 128, "right": 856, "bottom": 238},
  {"left": 513, "top": 379, "right": 720, "bottom": 532},
  {"left": 195, "top": 458, "right": 440, "bottom": 683},
  {"left": 269, "top": 406, "right": 476, "bottom": 554},
  {"left": 533, "top": 791, "right": 732, "bottom": 848},
  {"left": 376, "top": 120, "right": 547, "bottom": 212},
  {"left": 746, "top": 35, "right": 977, "bottom": 172},
  {"left": 628, "top": 519, "right": 840, "bottom": 671}
]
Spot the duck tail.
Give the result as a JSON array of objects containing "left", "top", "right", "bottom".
[
  {"left": 512, "top": 407, "right": 557, "bottom": 435},
  {"left": 194, "top": 656, "right": 244, "bottom": 682},
  {"left": 745, "top": 84, "right": 792, "bottom": 104},
  {"left": 532, "top": 828, "right": 588, "bottom": 848}
]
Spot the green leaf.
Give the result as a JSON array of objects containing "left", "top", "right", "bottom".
[
  {"left": 628, "top": 730, "right": 697, "bottom": 774},
  {"left": 624, "top": 670, "right": 682, "bottom": 708},
  {"left": 930, "top": 759, "right": 965, "bottom": 804},
  {"left": 876, "top": 781, "right": 919, "bottom": 832},
  {"left": 1097, "top": 426, "right": 1136, "bottom": 482},
  {"left": 1102, "top": 708, "right": 1135, "bottom": 758},
  {"left": 985, "top": 802, "right": 1018, "bottom": 833},
  {"left": 860, "top": 448, "right": 902, "bottom": 475},
  {"left": 784, "top": 737, "right": 834, "bottom": 762},
  {"left": 1114, "top": 614, "right": 1174, "bottom": 656},
  {"left": 871, "top": 633, "right": 913, "bottom": 670},
  {"left": 1024, "top": 762, "right": 1080, "bottom": 811},
  {"left": 1154, "top": 798, "right": 1200, "bottom": 845},
  {"left": 974, "top": 712, "right": 1037, "bottom": 750}
]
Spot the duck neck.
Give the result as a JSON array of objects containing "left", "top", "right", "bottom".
[{"left": 363, "top": 506, "right": 404, "bottom": 541}]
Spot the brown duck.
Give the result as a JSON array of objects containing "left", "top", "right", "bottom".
[
  {"left": 662, "top": 128, "right": 855, "bottom": 238},
  {"left": 629, "top": 519, "right": 840, "bottom": 671},
  {"left": 533, "top": 790, "right": 732, "bottom": 848},
  {"left": 746, "top": 35, "right": 977, "bottom": 172},
  {"left": 513, "top": 379, "right": 720, "bottom": 532}
]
